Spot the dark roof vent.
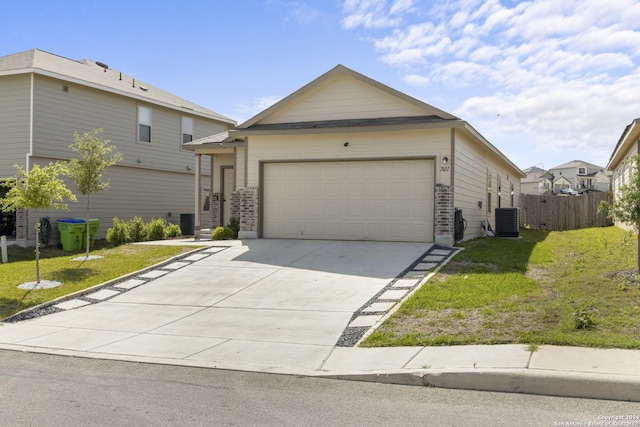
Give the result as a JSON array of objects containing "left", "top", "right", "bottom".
[{"left": 96, "top": 61, "right": 109, "bottom": 72}]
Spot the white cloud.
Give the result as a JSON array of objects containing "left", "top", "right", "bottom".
[
  {"left": 284, "top": 2, "right": 319, "bottom": 26},
  {"left": 233, "top": 96, "right": 283, "bottom": 125},
  {"left": 341, "top": 0, "right": 640, "bottom": 167},
  {"left": 341, "top": 0, "right": 414, "bottom": 29}
]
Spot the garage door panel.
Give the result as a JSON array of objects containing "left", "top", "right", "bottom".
[{"left": 264, "top": 159, "right": 434, "bottom": 242}]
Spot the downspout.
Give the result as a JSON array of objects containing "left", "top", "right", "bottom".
[
  {"left": 450, "top": 128, "right": 455, "bottom": 188},
  {"left": 27, "top": 73, "right": 34, "bottom": 171},
  {"left": 194, "top": 153, "right": 202, "bottom": 237}
]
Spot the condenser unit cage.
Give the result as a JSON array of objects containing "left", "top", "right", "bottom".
[{"left": 494, "top": 208, "right": 519, "bottom": 238}]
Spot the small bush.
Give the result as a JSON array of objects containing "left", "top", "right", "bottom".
[
  {"left": 573, "top": 306, "right": 595, "bottom": 330},
  {"left": 212, "top": 226, "right": 234, "bottom": 240},
  {"left": 127, "top": 216, "right": 147, "bottom": 242},
  {"left": 228, "top": 217, "right": 240, "bottom": 239},
  {"left": 106, "top": 217, "right": 130, "bottom": 246},
  {"left": 164, "top": 222, "right": 182, "bottom": 239},
  {"left": 146, "top": 217, "right": 167, "bottom": 241}
]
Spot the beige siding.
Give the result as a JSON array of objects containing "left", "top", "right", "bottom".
[
  {"left": 235, "top": 146, "right": 246, "bottom": 188},
  {"left": 24, "top": 159, "right": 198, "bottom": 244},
  {"left": 612, "top": 142, "right": 638, "bottom": 231},
  {"left": 454, "top": 131, "right": 521, "bottom": 240},
  {"left": 262, "top": 75, "right": 426, "bottom": 124},
  {"left": 31, "top": 75, "right": 226, "bottom": 174},
  {"left": 0, "top": 74, "right": 30, "bottom": 176},
  {"left": 247, "top": 129, "right": 451, "bottom": 187}
]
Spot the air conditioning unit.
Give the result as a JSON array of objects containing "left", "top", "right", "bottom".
[{"left": 495, "top": 208, "right": 519, "bottom": 238}]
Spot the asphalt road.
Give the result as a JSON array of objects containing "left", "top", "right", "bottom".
[{"left": 1, "top": 350, "right": 639, "bottom": 426}]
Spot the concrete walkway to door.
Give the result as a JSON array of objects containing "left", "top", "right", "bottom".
[{"left": 0, "top": 239, "right": 432, "bottom": 372}]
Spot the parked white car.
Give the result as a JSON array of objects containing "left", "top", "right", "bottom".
[{"left": 560, "top": 187, "right": 578, "bottom": 196}]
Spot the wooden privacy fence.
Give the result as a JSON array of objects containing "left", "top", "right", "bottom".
[{"left": 519, "top": 192, "right": 613, "bottom": 231}]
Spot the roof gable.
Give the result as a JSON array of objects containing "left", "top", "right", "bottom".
[
  {"left": 0, "top": 49, "right": 235, "bottom": 124},
  {"left": 550, "top": 159, "right": 604, "bottom": 171},
  {"left": 239, "top": 64, "right": 457, "bottom": 128}
]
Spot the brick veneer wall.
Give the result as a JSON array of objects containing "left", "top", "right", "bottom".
[
  {"left": 230, "top": 191, "right": 241, "bottom": 221},
  {"left": 435, "top": 183, "right": 454, "bottom": 247},
  {"left": 15, "top": 208, "right": 27, "bottom": 241},
  {"left": 238, "top": 187, "right": 259, "bottom": 238},
  {"left": 209, "top": 193, "right": 221, "bottom": 228}
]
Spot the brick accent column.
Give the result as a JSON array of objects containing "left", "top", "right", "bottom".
[
  {"left": 209, "top": 193, "right": 221, "bottom": 228},
  {"left": 435, "top": 184, "right": 454, "bottom": 247},
  {"left": 238, "top": 187, "right": 259, "bottom": 239},
  {"left": 230, "top": 191, "right": 241, "bottom": 220},
  {"left": 15, "top": 208, "right": 28, "bottom": 246}
]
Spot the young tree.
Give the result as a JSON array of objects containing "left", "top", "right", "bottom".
[
  {"left": 608, "top": 154, "right": 640, "bottom": 271},
  {"left": 66, "top": 129, "right": 123, "bottom": 258},
  {"left": 0, "top": 162, "right": 76, "bottom": 283}
]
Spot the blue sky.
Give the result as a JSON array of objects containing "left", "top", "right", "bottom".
[{"left": 3, "top": 0, "right": 640, "bottom": 171}]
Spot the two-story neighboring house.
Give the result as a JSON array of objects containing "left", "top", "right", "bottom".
[
  {"left": 548, "top": 160, "right": 611, "bottom": 194},
  {"left": 521, "top": 166, "right": 553, "bottom": 195},
  {"left": 0, "top": 49, "right": 235, "bottom": 246}
]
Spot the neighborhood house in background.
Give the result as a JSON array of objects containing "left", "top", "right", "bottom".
[
  {"left": 0, "top": 49, "right": 235, "bottom": 247},
  {"left": 520, "top": 160, "right": 611, "bottom": 196},
  {"left": 183, "top": 65, "right": 524, "bottom": 247}
]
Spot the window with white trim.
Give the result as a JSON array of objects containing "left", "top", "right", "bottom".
[
  {"left": 182, "top": 116, "right": 194, "bottom": 144},
  {"left": 138, "top": 105, "right": 151, "bottom": 143}
]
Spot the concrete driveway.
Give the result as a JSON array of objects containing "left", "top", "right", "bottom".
[{"left": 0, "top": 239, "right": 432, "bottom": 372}]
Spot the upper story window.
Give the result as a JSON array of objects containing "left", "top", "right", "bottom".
[
  {"left": 182, "top": 116, "right": 194, "bottom": 144},
  {"left": 138, "top": 105, "right": 151, "bottom": 143},
  {"left": 578, "top": 167, "right": 586, "bottom": 174}
]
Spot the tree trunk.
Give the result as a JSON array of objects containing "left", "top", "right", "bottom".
[
  {"left": 35, "top": 216, "right": 41, "bottom": 284},
  {"left": 85, "top": 194, "right": 90, "bottom": 258}
]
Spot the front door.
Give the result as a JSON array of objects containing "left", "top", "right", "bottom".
[{"left": 221, "top": 166, "right": 235, "bottom": 226}]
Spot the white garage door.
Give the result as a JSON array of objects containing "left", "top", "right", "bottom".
[{"left": 263, "top": 159, "right": 434, "bottom": 242}]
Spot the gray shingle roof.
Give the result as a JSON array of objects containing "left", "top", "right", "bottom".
[
  {"left": 0, "top": 49, "right": 235, "bottom": 124},
  {"left": 245, "top": 115, "right": 453, "bottom": 131}
]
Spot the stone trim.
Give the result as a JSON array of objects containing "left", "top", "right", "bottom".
[
  {"left": 209, "top": 193, "right": 221, "bottom": 228},
  {"left": 435, "top": 183, "right": 454, "bottom": 247},
  {"left": 238, "top": 187, "right": 259, "bottom": 239}
]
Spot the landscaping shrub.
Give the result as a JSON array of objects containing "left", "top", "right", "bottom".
[
  {"left": 107, "top": 216, "right": 182, "bottom": 244},
  {"left": 127, "top": 216, "right": 146, "bottom": 242},
  {"left": 106, "top": 217, "right": 130, "bottom": 246},
  {"left": 146, "top": 217, "right": 167, "bottom": 241},
  {"left": 212, "top": 226, "right": 234, "bottom": 240},
  {"left": 228, "top": 217, "right": 240, "bottom": 239},
  {"left": 164, "top": 222, "right": 182, "bottom": 239}
]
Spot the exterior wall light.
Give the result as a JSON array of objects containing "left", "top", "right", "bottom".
[{"left": 442, "top": 156, "right": 449, "bottom": 164}]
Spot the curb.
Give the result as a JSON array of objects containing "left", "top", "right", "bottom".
[{"left": 318, "top": 368, "right": 640, "bottom": 402}]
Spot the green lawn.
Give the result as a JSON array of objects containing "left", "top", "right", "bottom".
[
  {"left": 0, "top": 241, "right": 195, "bottom": 320},
  {"left": 362, "top": 227, "right": 640, "bottom": 349}
]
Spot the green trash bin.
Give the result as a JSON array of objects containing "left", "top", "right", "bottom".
[
  {"left": 73, "top": 218, "right": 100, "bottom": 249},
  {"left": 57, "top": 219, "right": 85, "bottom": 251}
]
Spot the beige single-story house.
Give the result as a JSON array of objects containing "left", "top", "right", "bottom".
[
  {"left": 606, "top": 117, "right": 640, "bottom": 230},
  {"left": 184, "top": 65, "right": 524, "bottom": 246}
]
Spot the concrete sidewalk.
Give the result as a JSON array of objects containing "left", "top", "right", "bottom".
[{"left": 1, "top": 239, "right": 639, "bottom": 402}]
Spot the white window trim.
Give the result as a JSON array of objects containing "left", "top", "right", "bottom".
[
  {"left": 138, "top": 105, "right": 152, "bottom": 143},
  {"left": 182, "top": 116, "right": 194, "bottom": 145}
]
